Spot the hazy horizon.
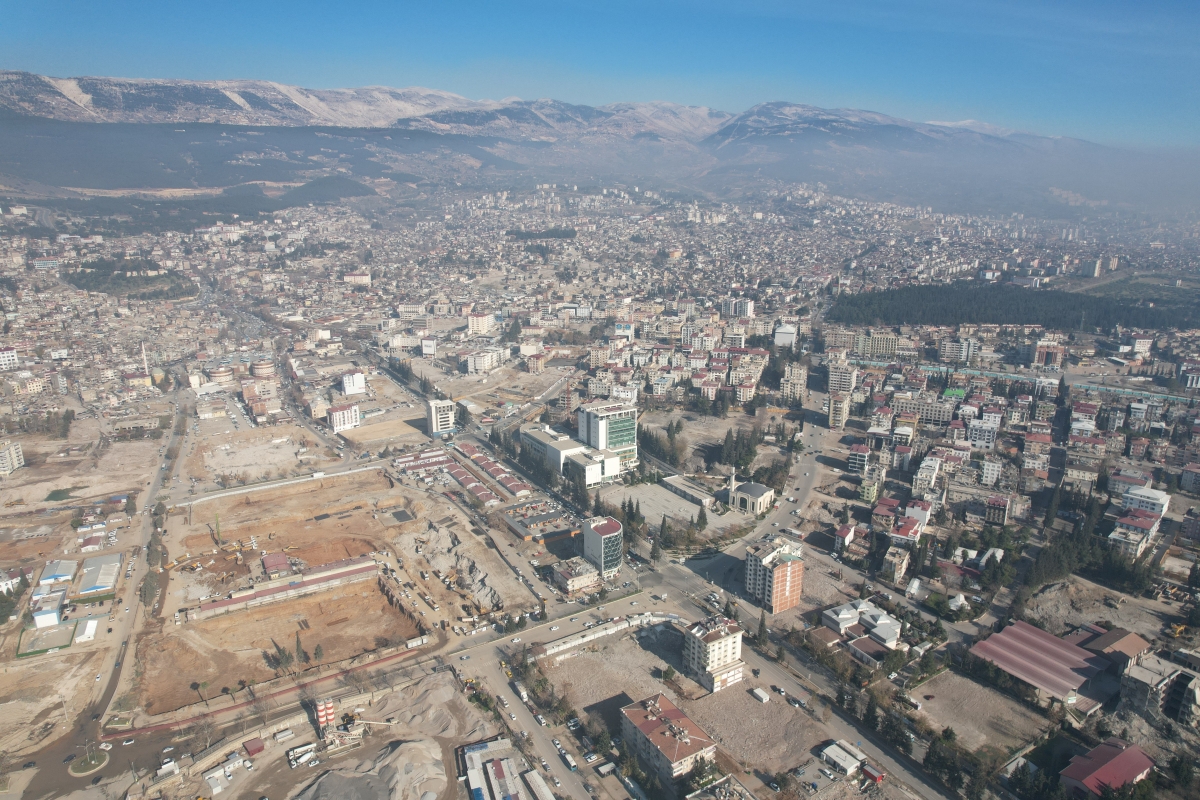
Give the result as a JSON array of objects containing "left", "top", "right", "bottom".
[{"left": 1, "top": 0, "right": 1197, "bottom": 148}]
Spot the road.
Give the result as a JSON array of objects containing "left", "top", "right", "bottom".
[{"left": 23, "top": 388, "right": 190, "bottom": 799}]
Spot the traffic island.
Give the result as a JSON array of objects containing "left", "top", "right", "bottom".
[{"left": 67, "top": 751, "right": 109, "bottom": 777}]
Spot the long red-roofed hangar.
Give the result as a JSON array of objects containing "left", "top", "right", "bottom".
[{"left": 969, "top": 621, "right": 1110, "bottom": 707}]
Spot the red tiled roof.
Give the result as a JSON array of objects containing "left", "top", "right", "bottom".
[
  {"left": 970, "top": 621, "right": 1109, "bottom": 700},
  {"left": 1060, "top": 739, "right": 1154, "bottom": 797}
]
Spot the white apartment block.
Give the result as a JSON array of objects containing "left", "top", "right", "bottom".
[
  {"left": 465, "top": 348, "right": 505, "bottom": 374},
  {"left": 327, "top": 404, "right": 361, "bottom": 434},
  {"left": 967, "top": 420, "right": 999, "bottom": 450},
  {"left": 828, "top": 364, "right": 859, "bottom": 395},
  {"left": 468, "top": 313, "right": 495, "bottom": 336},
  {"left": 0, "top": 441, "right": 24, "bottom": 476},
  {"left": 682, "top": 616, "right": 744, "bottom": 692},
  {"left": 341, "top": 371, "right": 366, "bottom": 395},
  {"left": 427, "top": 398, "right": 456, "bottom": 436},
  {"left": 0, "top": 348, "right": 17, "bottom": 371}
]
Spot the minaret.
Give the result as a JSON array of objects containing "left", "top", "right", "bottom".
[{"left": 141, "top": 341, "right": 150, "bottom": 377}]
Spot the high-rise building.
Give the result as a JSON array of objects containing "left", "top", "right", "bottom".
[
  {"left": 828, "top": 394, "right": 850, "bottom": 429},
  {"left": 467, "top": 313, "right": 495, "bottom": 336},
  {"left": 341, "top": 371, "right": 366, "bottom": 396},
  {"left": 682, "top": 616, "right": 744, "bottom": 692},
  {"left": 780, "top": 363, "right": 807, "bottom": 402},
  {"left": 744, "top": 539, "right": 804, "bottom": 614},
  {"left": 0, "top": 440, "right": 24, "bottom": 476},
  {"left": 828, "top": 363, "right": 859, "bottom": 395},
  {"left": 577, "top": 401, "right": 638, "bottom": 469},
  {"left": 582, "top": 516, "right": 623, "bottom": 579},
  {"left": 427, "top": 398, "right": 456, "bottom": 436}
]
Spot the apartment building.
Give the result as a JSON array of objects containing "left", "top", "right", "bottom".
[
  {"left": 828, "top": 363, "right": 859, "bottom": 395},
  {"left": 744, "top": 538, "right": 804, "bottom": 614},
  {"left": 0, "top": 440, "right": 24, "bottom": 476},
  {"left": 327, "top": 404, "right": 361, "bottom": 434},
  {"left": 824, "top": 395, "right": 847, "bottom": 431},
  {"left": 427, "top": 398, "right": 456, "bottom": 436},
  {"left": 682, "top": 615, "right": 744, "bottom": 692},
  {"left": 780, "top": 362, "right": 807, "bottom": 402},
  {"left": 621, "top": 694, "right": 717, "bottom": 786}
]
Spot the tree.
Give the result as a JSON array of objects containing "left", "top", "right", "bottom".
[
  {"left": 696, "top": 505, "right": 708, "bottom": 530},
  {"left": 757, "top": 611, "right": 769, "bottom": 647},
  {"left": 1189, "top": 560, "right": 1200, "bottom": 591},
  {"left": 723, "top": 599, "right": 738, "bottom": 622},
  {"left": 313, "top": 643, "right": 324, "bottom": 662},
  {"left": 650, "top": 539, "right": 663, "bottom": 562},
  {"left": 125, "top": 496, "right": 137, "bottom": 514},
  {"left": 863, "top": 696, "right": 879, "bottom": 731},
  {"left": 1169, "top": 754, "right": 1194, "bottom": 788},
  {"left": 662, "top": 665, "right": 676, "bottom": 682},
  {"left": 295, "top": 632, "right": 309, "bottom": 666},
  {"left": 1044, "top": 483, "right": 1062, "bottom": 527}
]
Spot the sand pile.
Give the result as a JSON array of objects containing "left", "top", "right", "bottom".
[
  {"left": 292, "top": 672, "right": 492, "bottom": 800},
  {"left": 368, "top": 671, "right": 491, "bottom": 740},
  {"left": 293, "top": 739, "right": 445, "bottom": 800},
  {"left": 418, "top": 525, "right": 504, "bottom": 611}
]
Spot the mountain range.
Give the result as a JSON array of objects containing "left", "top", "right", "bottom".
[{"left": 1, "top": 69, "right": 1196, "bottom": 216}]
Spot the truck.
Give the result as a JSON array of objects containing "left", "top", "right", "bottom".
[
  {"left": 563, "top": 753, "right": 578, "bottom": 772},
  {"left": 513, "top": 681, "right": 529, "bottom": 702},
  {"left": 752, "top": 688, "right": 770, "bottom": 703}
]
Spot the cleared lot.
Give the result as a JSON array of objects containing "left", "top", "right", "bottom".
[
  {"left": 912, "top": 670, "right": 1048, "bottom": 754},
  {"left": 544, "top": 624, "right": 831, "bottom": 774}
]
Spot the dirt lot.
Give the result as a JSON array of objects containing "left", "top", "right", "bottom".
[
  {"left": 0, "top": 648, "right": 104, "bottom": 757},
  {"left": 136, "top": 587, "right": 419, "bottom": 714},
  {"left": 912, "top": 670, "right": 1048, "bottom": 754},
  {"left": 545, "top": 625, "right": 831, "bottom": 773},
  {"left": 1023, "top": 576, "right": 1177, "bottom": 641},
  {"left": 640, "top": 409, "right": 797, "bottom": 477},
  {"left": 409, "top": 359, "right": 571, "bottom": 411},
  {"left": 0, "top": 425, "right": 153, "bottom": 513},
  {"left": 182, "top": 421, "right": 341, "bottom": 486}
]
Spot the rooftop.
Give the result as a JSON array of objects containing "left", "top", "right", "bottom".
[
  {"left": 970, "top": 621, "right": 1109, "bottom": 700},
  {"left": 621, "top": 693, "right": 716, "bottom": 766}
]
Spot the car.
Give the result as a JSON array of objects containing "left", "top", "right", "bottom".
[
  {"left": 22, "top": 761, "right": 35, "bottom": 769},
  {"left": 553, "top": 777, "right": 562, "bottom": 788},
  {"left": 570, "top": 617, "right": 578, "bottom": 622},
  {"left": 63, "top": 754, "right": 75, "bottom": 763},
  {"left": 99, "top": 742, "right": 113, "bottom": 751},
  {"left": 96, "top": 674, "right": 102, "bottom": 681},
  {"left": 163, "top": 746, "right": 174, "bottom": 753},
  {"left": 888, "top": 672, "right": 898, "bottom": 681},
  {"left": 804, "top": 472, "right": 809, "bottom": 476},
  {"left": 92, "top": 713, "right": 101, "bottom": 721},
  {"left": 550, "top": 625, "right": 559, "bottom": 631},
  {"left": 788, "top": 697, "right": 801, "bottom": 707},
  {"left": 91, "top": 776, "right": 103, "bottom": 785},
  {"left": 772, "top": 522, "right": 779, "bottom": 527},
  {"left": 552, "top": 739, "right": 561, "bottom": 748},
  {"left": 460, "top": 655, "right": 471, "bottom": 660},
  {"left": 769, "top": 782, "right": 781, "bottom": 792},
  {"left": 509, "top": 713, "right": 516, "bottom": 720},
  {"left": 122, "top": 739, "right": 135, "bottom": 746},
  {"left": 511, "top": 637, "right": 521, "bottom": 643}
]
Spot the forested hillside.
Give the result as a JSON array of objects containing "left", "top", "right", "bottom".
[{"left": 825, "top": 284, "right": 1194, "bottom": 330}]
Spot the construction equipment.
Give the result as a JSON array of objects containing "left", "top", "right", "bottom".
[
  {"left": 1167, "top": 623, "right": 1187, "bottom": 638},
  {"left": 284, "top": 545, "right": 299, "bottom": 552},
  {"left": 4, "top": 498, "right": 25, "bottom": 507}
]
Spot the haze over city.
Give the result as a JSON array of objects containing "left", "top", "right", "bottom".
[{"left": 0, "top": 4, "right": 1197, "bottom": 800}]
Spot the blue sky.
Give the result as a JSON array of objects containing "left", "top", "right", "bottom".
[{"left": 1, "top": 0, "right": 1197, "bottom": 146}]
